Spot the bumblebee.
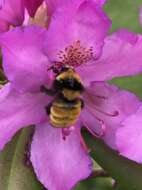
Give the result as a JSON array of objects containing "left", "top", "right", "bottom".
[{"left": 41, "top": 67, "right": 84, "bottom": 128}]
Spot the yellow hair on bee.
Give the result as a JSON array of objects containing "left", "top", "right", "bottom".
[
  {"left": 62, "top": 89, "right": 81, "bottom": 100},
  {"left": 56, "top": 68, "right": 82, "bottom": 83}
]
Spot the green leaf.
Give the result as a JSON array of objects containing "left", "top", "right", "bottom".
[
  {"left": 110, "top": 75, "right": 142, "bottom": 99},
  {"left": 0, "top": 128, "right": 45, "bottom": 190},
  {"left": 105, "top": 0, "right": 142, "bottom": 33},
  {"left": 75, "top": 177, "right": 113, "bottom": 190},
  {"left": 82, "top": 131, "right": 142, "bottom": 190}
]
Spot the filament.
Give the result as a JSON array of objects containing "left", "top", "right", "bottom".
[
  {"left": 93, "top": 106, "right": 119, "bottom": 117},
  {"left": 83, "top": 119, "right": 106, "bottom": 138},
  {"left": 93, "top": 94, "right": 108, "bottom": 100},
  {"left": 83, "top": 105, "right": 107, "bottom": 138}
]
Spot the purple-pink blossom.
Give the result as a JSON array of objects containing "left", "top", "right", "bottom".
[
  {"left": 0, "top": 0, "right": 24, "bottom": 32},
  {"left": 0, "top": 0, "right": 44, "bottom": 32},
  {"left": 0, "top": 1, "right": 142, "bottom": 190},
  {"left": 113, "top": 6, "right": 142, "bottom": 164},
  {"left": 140, "top": 5, "right": 142, "bottom": 27}
]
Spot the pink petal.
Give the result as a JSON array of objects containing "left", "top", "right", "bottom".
[
  {"left": 77, "top": 30, "right": 142, "bottom": 85},
  {"left": 140, "top": 6, "right": 142, "bottom": 27},
  {"left": 0, "top": 26, "right": 50, "bottom": 92},
  {"left": 81, "top": 82, "right": 140, "bottom": 149},
  {"left": 44, "top": 0, "right": 111, "bottom": 62},
  {"left": 31, "top": 123, "right": 92, "bottom": 190},
  {"left": 45, "top": 0, "right": 70, "bottom": 16},
  {"left": 0, "top": 83, "right": 49, "bottom": 150},
  {"left": 24, "top": 0, "right": 44, "bottom": 17},
  {"left": 45, "top": 0, "right": 107, "bottom": 16},
  {"left": 0, "top": 0, "right": 24, "bottom": 29},
  {"left": 0, "top": 19, "right": 9, "bottom": 33},
  {"left": 116, "top": 106, "right": 142, "bottom": 163}
]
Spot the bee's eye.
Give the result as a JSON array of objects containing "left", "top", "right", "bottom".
[
  {"left": 63, "top": 78, "right": 84, "bottom": 91},
  {"left": 53, "top": 79, "right": 63, "bottom": 90},
  {"left": 64, "top": 78, "right": 72, "bottom": 86},
  {"left": 60, "top": 67, "right": 69, "bottom": 72}
]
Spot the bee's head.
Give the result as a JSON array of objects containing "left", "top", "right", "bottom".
[
  {"left": 48, "top": 64, "right": 73, "bottom": 75},
  {"left": 53, "top": 67, "right": 84, "bottom": 100}
]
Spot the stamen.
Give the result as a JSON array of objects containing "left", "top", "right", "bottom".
[
  {"left": 84, "top": 101, "right": 119, "bottom": 137},
  {"left": 93, "top": 94, "right": 108, "bottom": 100},
  {"left": 93, "top": 106, "right": 119, "bottom": 117},
  {"left": 47, "top": 62, "right": 63, "bottom": 74},
  {"left": 55, "top": 40, "right": 94, "bottom": 69},
  {"left": 78, "top": 129, "right": 89, "bottom": 152},
  {"left": 86, "top": 99, "right": 119, "bottom": 117},
  {"left": 84, "top": 106, "right": 106, "bottom": 138},
  {"left": 85, "top": 90, "right": 119, "bottom": 117},
  {"left": 83, "top": 119, "right": 106, "bottom": 138}
]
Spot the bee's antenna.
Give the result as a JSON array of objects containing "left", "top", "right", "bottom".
[
  {"left": 47, "top": 66, "right": 53, "bottom": 71},
  {"left": 47, "top": 65, "right": 59, "bottom": 74}
]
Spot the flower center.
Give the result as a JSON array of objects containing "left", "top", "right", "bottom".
[{"left": 57, "top": 40, "right": 94, "bottom": 67}]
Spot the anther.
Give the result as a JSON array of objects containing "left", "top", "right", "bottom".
[{"left": 54, "top": 40, "right": 94, "bottom": 69}]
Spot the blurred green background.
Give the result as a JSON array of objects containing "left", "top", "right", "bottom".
[{"left": 1, "top": 0, "right": 142, "bottom": 190}]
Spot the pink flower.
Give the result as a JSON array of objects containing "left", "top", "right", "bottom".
[
  {"left": 45, "top": 0, "right": 107, "bottom": 16},
  {"left": 0, "top": 0, "right": 44, "bottom": 32},
  {"left": 0, "top": 0, "right": 24, "bottom": 32},
  {"left": 0, "top": 1, "right": 142, "bottom": 190},
  {"left": 140, "top": 5, "right": 142, "bottom": 27},
  {"left": 114, "top": 7, "right": 142, "bottom": 164}
]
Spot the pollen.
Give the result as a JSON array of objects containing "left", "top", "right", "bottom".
[{"left": 57, "top": 40, "right": 94, "bottom": 67}]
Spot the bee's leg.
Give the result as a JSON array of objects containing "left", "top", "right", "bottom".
[
  {"left": 45, "top": 102, "right": 52, "bottom": 115},
  {"left": 80, "top": 99, "right": 84, "bottom": 109},
  {"left": 40, "top": 85, "right": 57, "bottom": 96}
]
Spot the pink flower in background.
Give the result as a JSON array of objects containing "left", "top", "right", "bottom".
[
  {"left": 0, "top": 0, "right": 108, "bottom": 32},
  {"left": 140, "top": 5, "right": 142, "bottom": 26},
  {"left": 0, "top": 0, "right": 24, "bottom": 32},
  {"left": 45, "top": 0, "right": 107, "bottom": 16},
  {"left": 0, "top": 0, "right": 44, "bottom": 32},
  {"left": 114, "top": 6, "right": 142, "bottom": 164},
  {"left": 0, "top": 0, "right": 142, "bottom": 190}
]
